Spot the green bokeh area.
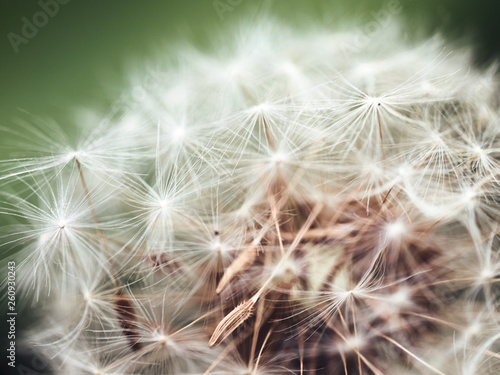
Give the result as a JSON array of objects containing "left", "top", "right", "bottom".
[{"left": 1, "top": 0, "right": 500, "bottom": 373}]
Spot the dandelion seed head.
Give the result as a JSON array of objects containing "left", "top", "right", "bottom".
[
  {"left": 158, "top": 199, "right": 169, "bottom": 209},
  {"left": 270, "top": 151, "right": 287, "bottom": 165},
  {"left": 83, "top": 290, "right": 91, "bottom": 300},
  {"left": 386, "top": 221, "right": 406, "bottom": 239},
  {"left": 480, "top": 267, "right": 494, "bottom": 281},
  {"left": 211, "top": 238, "right": 229, "bottom": 255},
  {"left": 172, "top": 127, "right": 186, "bottom": 143},
  {"left": 342, "top": 334, "right": 366, "bottom": 352},
  {"left": 156, "top": 332, "right": 170, "bottom": 346},
  {"left": 248, "top": 102, "right": 271, "bottom": 114},
  {"left": 431, "top": 133, "right": 445, "bottom": 145},
  {"left": 473, "top": 144, "right": 485, "bottom": 156},
  {"left": 465, "top": 321, "right": 482, "bottom": 337},
  {"left": 366, "top": 96, "right": 383, "bottom": 107},
  {"left": 66, "top": 150, "right": 84, "bottom": 162},
  {"left": 388, "top": 288, "right": 411, "bottom": 308},
  {"left": 462, "top": 188, "right": 477, "bottom": 203},
  {"left": 8, "top": 15, "right": 500, "bottom": 375}
]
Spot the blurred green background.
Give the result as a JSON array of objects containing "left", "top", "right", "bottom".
[{"left": 1, "top": 0, "right": 500, "bottom": 373}]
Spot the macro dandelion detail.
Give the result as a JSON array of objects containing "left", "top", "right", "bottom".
[{"left": 2, "top": 16, "right": 500, "bottom": 375}]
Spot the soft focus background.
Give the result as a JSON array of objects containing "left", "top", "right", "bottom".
[{"left": 1, "top": 0, "right": 499, "bottom": 373}]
